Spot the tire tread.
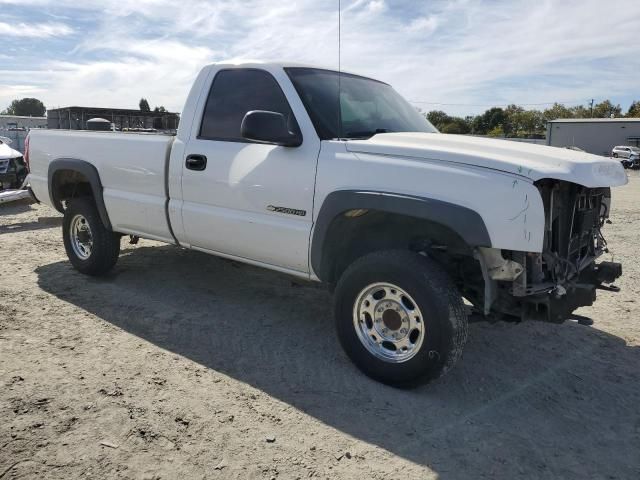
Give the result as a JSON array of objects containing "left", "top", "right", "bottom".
[
  {"left": 63, "top": 197, "right": 120, "bottom": 276},
  {"left": 334, "top": 249, "right": 468, "bottom": 386}
]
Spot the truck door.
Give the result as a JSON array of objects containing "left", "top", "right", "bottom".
[{"left": 179, "top": 67, "right": 321, "bottom": 274}]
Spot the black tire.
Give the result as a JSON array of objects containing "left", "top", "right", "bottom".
[
  {"left": 613, "top": 153, "right": 618, "bottom": 158},
  {"left": 62, "top": 197, "right": 120, "bottom": 276},
  {"left": 334, "top": 250, "right": 468, "bottom": 387}
]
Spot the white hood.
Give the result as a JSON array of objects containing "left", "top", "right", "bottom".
[
  {"left": 346, "top": 132, "right": 627, "bottom": 188},
  {"left": 0, "top": 141, "right": 22, "bottom": 160}
]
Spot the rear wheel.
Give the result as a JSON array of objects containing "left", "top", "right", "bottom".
[
  {"left": 334, "top": 250, "right": 468, "bottom": 387},
  {"left": 62, "top": 197, "right": 120, "bottom": 276}
]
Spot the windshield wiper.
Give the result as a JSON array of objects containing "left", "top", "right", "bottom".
[{"left": 344, "top": 128, "right": 391, "bottom": 139}]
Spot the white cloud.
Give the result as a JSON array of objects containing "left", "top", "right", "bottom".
[
  {"left": 0, "top": 0, "right": 639, "bottom": 115},
  {"left": 0, "top": 84, "right": 44, "bottom": 98},
  {"left": 37, "top": 42, "right": 216, "bottom": 110},
  {"left": 366, "top": 0, "right": 387, "bottom": 14},
  {"left": 406, "top": 15, "right": 439, "bottom": 33},
  {"left": 0, "top": 21, "right": 73, "bottom": 38}
]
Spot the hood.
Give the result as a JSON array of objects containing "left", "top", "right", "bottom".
[
  {"left": 346, "top": 132, "right": 627, "bottom": 188},
  {"left": 0, "top": 141, "right": 22, "bottom": 160}
]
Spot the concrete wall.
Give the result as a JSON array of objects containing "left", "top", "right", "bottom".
[
  {"left": 547, "top": 121, "right": 640, "bottom": 156},
  {"left": 0, "top": 115, "right": 47, "bottom": 129}
]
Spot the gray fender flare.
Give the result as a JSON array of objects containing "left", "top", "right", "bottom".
[
  {"left": 48, "top": 158, "right": 112, "bottom": 230},
  {"left": 310, "top": 190, "right": 492, "bottom": 280}
]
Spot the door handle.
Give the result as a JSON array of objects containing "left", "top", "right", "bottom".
[{"left": 185, "top": 154, "right": 207, "bottom": 171}]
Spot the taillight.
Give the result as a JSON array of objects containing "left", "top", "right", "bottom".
[{"left": 24, "top": 134, "right": 30, "bottom": 172}]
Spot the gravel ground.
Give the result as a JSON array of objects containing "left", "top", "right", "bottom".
[{"left": 1, "top": 173, "right": 639, "bottom": 479}]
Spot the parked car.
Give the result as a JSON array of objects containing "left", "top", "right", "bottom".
[
  {"left": 26, "top": 62, "right": 627, "bottom": 386},
  {"left": 0, "top": 136, "right": 28, "bottom": 190},
  {"left": 611, "top": 145, "right": 640, "bottom": 168}
]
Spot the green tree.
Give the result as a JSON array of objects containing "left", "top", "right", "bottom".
[
  {"left": 139, "top": 98, "right": 150, "bottom": 112},
  {"left": 472, "top": 107, "right": 506, "bottom": 135},
  {"left": 153, "top": 106, "right": 167, "bottom": 113},
  {"left": 503, "top": 104, "right": 525, "bottom": 137},
  {"left": 2, "top": 97, "right": 46, "bottom": 116},
  {"left": 426, "top": 110, "right": 451, "bottom": 129},
  {"left": 543, "top": 103, "right": 573, "bottom": 121},
  {"left": 425, "top": 110, "right": 470, "bottom": 133},
  {"left": 509, "top": 109, "right": 545, "bottom": 137},
  {"left": 592, "top": 100, "right": 622, "bottom": 118},
  {"left": 487, "top": 125, "right": 505, "bottom": 137},
  {"left": 626, "top": 101, "right": 640, "bottom": 118},
  {"left": 440, "top": 118, "right": 471, "bottom": 134},
  {"left": 570, "top": 105, "right": 591, "bottom": 118}
]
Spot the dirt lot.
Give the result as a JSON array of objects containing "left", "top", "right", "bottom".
[{"left": 1, "top": 173, "right": 640, "bottom": 480}]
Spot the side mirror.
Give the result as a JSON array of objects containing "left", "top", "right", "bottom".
[{"left": 241, "top": 110, "right": 302, "bottom": 147}]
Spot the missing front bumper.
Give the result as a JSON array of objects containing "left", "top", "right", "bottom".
[{"left": 522, "top": 261, "right": 622, "bottom": 323}]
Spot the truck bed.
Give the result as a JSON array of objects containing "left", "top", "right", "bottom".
[{"left": 28, "top": 129, "right": 176, "bottom": 242}]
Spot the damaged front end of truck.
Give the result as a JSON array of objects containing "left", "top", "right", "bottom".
[{"left": 476, "top": 180, "right": 622, "bottom": 323}]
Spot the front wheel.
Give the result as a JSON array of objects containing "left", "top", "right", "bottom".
[
  {"left": 334, "top": 250, "right": 468, "bottom": 387},
  {"left": 62, "top": 197, "right": 121, "bottom": 276}
]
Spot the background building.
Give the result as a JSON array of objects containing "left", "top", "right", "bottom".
[
  {"left": 47, "top": 106, "right": 179, "bottom": 131},
  {"left": 546, "top": 118, "right": 640, "bottom": 156}
]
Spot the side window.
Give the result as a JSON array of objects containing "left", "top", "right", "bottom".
[{"left": 199, "top": 69, "right": 299, "bottom": 142}]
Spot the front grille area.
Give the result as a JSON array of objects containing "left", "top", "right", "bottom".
[
  {"left": 568, "top": 188, "right": 607, "bottom": 266},
  {"left": 482, "top": 178, "right": 622, "bottom": 322},
  {"left": 538, "top": 180, "right": 609, "bottom": 283},
  {"left": 500, "top": 180, "right": 619, "bottom": 322}
]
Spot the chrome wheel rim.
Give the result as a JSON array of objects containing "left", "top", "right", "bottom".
[
  {"left": 352, "top": 282, "right": 425, "bottom": 363},
  {"left": 70, "top": 214, "right": 93, "bottom": 260}
]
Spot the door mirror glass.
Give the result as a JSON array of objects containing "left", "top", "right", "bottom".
[{"left": 241, "top": 110, "right": 302, "bottom": 147}]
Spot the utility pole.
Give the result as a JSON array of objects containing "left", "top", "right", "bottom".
[{"left": 590, "top": 99, "right": 594, "bottom": 118}]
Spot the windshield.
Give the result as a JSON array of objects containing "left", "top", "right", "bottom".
[{"left": 285, "top": 67, "right": 437, "bottom": 140}]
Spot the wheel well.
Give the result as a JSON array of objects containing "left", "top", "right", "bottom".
[
  {"left": 318, "top": 209, "right": 475, "bottom": 284},
  {"left": 51, "top": 169, "right": 94, "bottom": 210},
  {"left": 48, "top": 159, "right": 113, "bottom": 230}
]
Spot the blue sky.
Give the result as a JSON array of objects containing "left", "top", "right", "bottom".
[{"left": 1, "top": 0, "right": 639, "bottom": 117}]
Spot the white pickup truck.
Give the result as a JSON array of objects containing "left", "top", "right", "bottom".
[{"left": 27, "top": 62, "right": 627, "bottom": 386}]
